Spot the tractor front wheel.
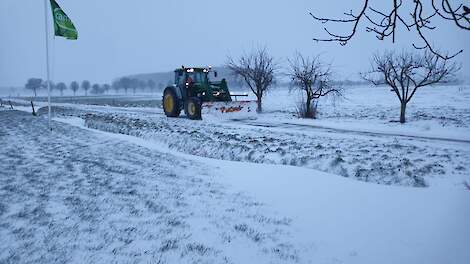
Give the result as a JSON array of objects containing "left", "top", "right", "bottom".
[
  {"left": 163, "top": 87, "right": 181, "bottom": 117},
  {"left": 185, "top": 97, "right": 202, "bottom": 120}
]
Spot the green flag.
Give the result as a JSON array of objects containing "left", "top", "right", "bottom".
[{"left": 50, "top": 0, "right": 78, "bottom": 40}]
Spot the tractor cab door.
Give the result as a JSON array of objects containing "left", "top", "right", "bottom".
[
  {"left": 175, "top": 71, "right": 189, "bottom": 100},
  {"left": 183, "top": 72, "right": 200, "bottom": 98},
  {"left": 175, "top": 71, "right": 185, "bottom": 87}
]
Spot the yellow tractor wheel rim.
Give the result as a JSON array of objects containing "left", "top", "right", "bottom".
[
  {"left": 188, "top": 102, "right": 196, "bottom": 116},
  {"left": 164, "top": 94, "right": 174, "bottom": 112}
]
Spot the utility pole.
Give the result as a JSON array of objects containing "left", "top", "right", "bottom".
[{"left": 44, "top": 0, "right": 52, "bottom": 130}]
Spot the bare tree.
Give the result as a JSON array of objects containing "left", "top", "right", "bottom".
[
  {"left": 287, "top": 53, "right": 342, "bottom": 118},
  {"left": 310, "top": 0, "right": 469, "bottom": 59},
  {"left": 70, "top": 81, "right": 79, "bottom": 96},
  {"left": 112, "top": 80, "right": 121, "bottom": 94},
  {"left": 81, "top": 80, "right": 90, "bottom": 96},
  {"left": 25, "top": 78, "right": 43, "bottom": 97},
  {"left": 43, "top": 81, "right": 56, "bottom": 94},
  {"left": 102, "top": 84, "right": 111, "bottom": 94},
  {"left": 361, "top": 50, "right": 460, "bottom": 123},
  {"left": 130, "top": 78, "right": 139, "bottom": 95},
  {"left": 56, "top": 82, "right": 67, "bottom": 96},
  {"left": 91, "top": 84, "right": 103, "bottom": 95},
  {"left": 227, "top": 47, "right": 277, "bottom": 112},
  {"left": 147, "top": 80, "right": 156, "bottom": 94},
  {"left": 138, "top": 80, "right": 147, "bottom": 93},
  {"left": 118, "top": 77, "right": 132, "bottom": 95}
]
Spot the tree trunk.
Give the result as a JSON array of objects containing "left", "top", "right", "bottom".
[
  {"left": 305, "top": 98, "right": 312, "bottom": 118},
  {"left": 256, "top": 96, "right": 262, "bottom": 113},
  {"left": 400, "top": 101, "right": 407, "bottom": 123},
  {"left": 33, "top": 88, "right": 37, "bottom": 97}
]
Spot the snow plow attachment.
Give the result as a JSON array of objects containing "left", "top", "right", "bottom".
[
  {"left": 202, "top": 100, "right": 256, "bottom": 115},
  {"left": 202, "top": 92, "right": 257, "bottom": 115}
]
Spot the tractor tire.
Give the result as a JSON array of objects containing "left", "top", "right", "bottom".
[
  {"left": 184, "top": 97, "right": 202, "bottom": 120},
  {"left": 163, "top": 87, "right": 181, "bottom": 117}
]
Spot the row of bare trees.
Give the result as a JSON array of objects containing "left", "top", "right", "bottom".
[
  {"left": 25, "top": 79, "right": 105, "bottom": 97},
  {"left": 227, "top": 48, "right": 343, "bottom": 117},
  {"left": 25, "top": 78, "right": 165, "bottom": 97},
  {"left": 111, "top": 77, "right": 164, "bottom": 95},
  {"left": 227, "top": 46, "right": 459, "bottom": 123}
]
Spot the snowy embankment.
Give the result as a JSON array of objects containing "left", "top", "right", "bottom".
[
  {"left": 78, "top": 111, "right": 469, "bottom": 188},
  {"left": 1, "top": 111, "right": 468, "bottom": 264}
]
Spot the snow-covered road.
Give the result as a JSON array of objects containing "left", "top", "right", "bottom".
[{"left": 227, "top": 119, "right": 470, "bottom": 144}]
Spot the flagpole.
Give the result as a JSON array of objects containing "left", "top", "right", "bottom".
[{"left": 44, "top": 0, "right": 52, "bottom": 130}]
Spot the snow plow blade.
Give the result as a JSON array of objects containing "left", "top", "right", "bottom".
[{"left": 202, "top": 100, "right": 256, "bottom": 115}]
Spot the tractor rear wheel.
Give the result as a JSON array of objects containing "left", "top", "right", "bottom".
[
  {"left": 185, "top": 97, "right": 202, "bottom": 120},
  {"left": 163, "top": 87, "right": 181, "bottom": 117}
]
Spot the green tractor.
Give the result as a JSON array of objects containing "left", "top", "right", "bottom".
[{"left": 162, "top": 66, "right": 235, "bottom": 120}]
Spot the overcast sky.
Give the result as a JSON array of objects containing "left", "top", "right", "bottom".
[{"left": 0, "top": 0, "right": 468, "bottom": 87}]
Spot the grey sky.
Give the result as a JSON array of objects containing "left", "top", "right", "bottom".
[{"left": 0, "top": 0, "right": 468, "bottom": 87}]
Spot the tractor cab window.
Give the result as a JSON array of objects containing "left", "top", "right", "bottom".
[
  {"left": 187, "top": 72, "right": 206, "bottom": 84},
  {"left": 176, "top": 72, "right": 185, "bottom": 86}
]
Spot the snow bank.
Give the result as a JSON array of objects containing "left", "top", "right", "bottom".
[{"left": 78, "top": 112, "right": 470, "bottom": 188}]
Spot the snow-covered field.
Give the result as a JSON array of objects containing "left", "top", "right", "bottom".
[
  {"left": 11, "top": 85, "right": 468, "bottom": 188},
  {"left": 1, "top": 84, "right": 470, "bottom": 263}
]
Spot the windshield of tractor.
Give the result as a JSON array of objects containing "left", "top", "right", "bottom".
[{"left": 187, "top": 72, "right": 207, "bottom": 84}]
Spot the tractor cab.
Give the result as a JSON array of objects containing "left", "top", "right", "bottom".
[
  {"left": 175, "top": 68, "right": 207, "bottom": 87},
  {"left": 174, "top": 67, "right": 232, "bottom": 102}
]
